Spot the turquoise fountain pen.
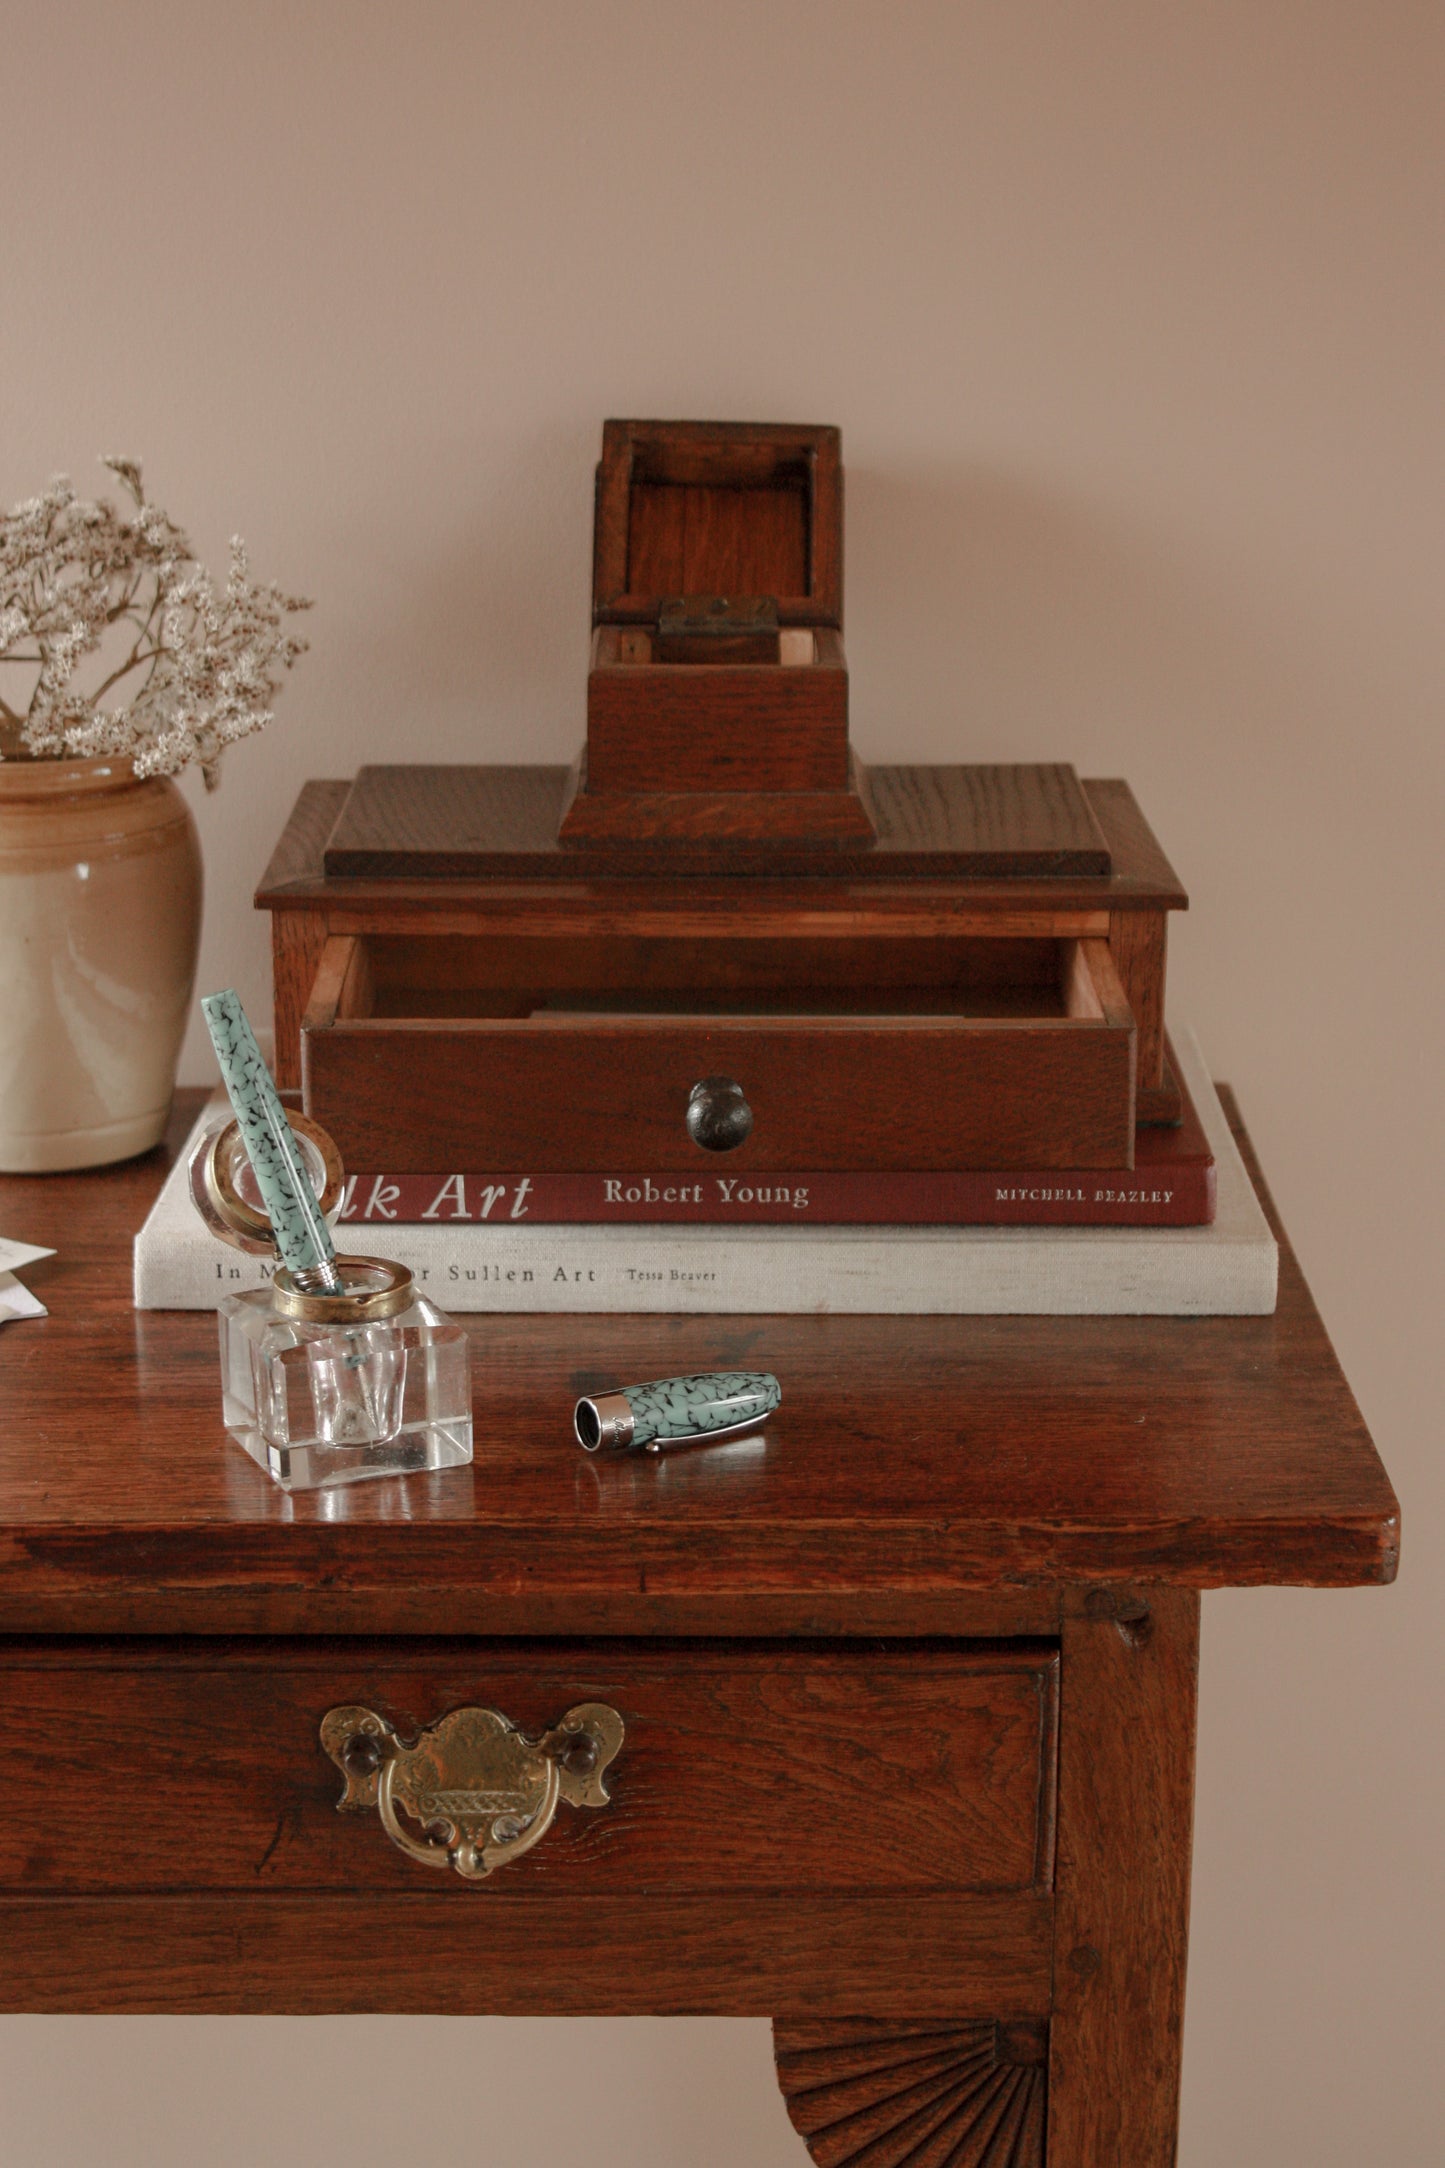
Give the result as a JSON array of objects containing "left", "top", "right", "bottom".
[{"left": 200, "top": 989, "right": 342, "bottom": 1293}]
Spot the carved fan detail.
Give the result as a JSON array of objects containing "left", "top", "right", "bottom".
[{"left": 772, "top": 2018, "right": 1046, "bottom": 2167}]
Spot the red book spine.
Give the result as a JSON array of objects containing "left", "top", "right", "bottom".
[{"left": 337, "top": 1160, "right": 1215, "bottom": 1229}]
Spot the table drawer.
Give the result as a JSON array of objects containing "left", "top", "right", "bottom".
[
  {"left": 0, "top": 1639, "right": 1056, "bottom": 1897},
  {"left": 300, "top": 929, "right": 1137, "bottom": 1171},
  {"left": 0, "top": 1638, "right": 1056, "bottom": 2014}
]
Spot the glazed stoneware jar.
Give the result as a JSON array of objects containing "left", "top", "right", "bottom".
[{"left": 0, "top": 757, "right": 202, "bottom": 1170}]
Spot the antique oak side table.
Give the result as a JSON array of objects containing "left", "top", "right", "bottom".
[{"left": 0, "top": 1092, "right": 1398, "bottom": 2167}]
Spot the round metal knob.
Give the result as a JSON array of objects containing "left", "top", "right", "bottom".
[
  {"left": 686, "top": 1076, "right": 753, "bottom": 1153},
  {"left": 559, "top": 1734, "right": 599, "bottom": 1777}
]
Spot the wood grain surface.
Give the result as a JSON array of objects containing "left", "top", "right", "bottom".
[
  {"left": 1046, "top": 1586, "right": 1200, "bottom": 2166},
  {"left": 624, "top": 479, "right": 809, "bottom": 605},
  {"left": 319, "top": 929, "right": 1080, "bottom": 1009},
  {"left": 584, "top": 627, "right": 850, "bottom": 794},
  {"left": 301, "top": 998, "right": 1136, "bottom": 1172},
  {"left": 556, "top": 770, "right": 879, "bottom": 848},
  {"left": 259, "top": 777, "right": 348, "bottom": 1086},
  {"left": 1107, "top": 908, "right": 1172, "bottom": 1121},
  {"left": 0, "top": 1090, "right": 1398, "bottom": 1636},
  {"left": 270, "top": 910, "right": 330, "bottom": 1091},
  {"left": 0, "top": 1640, "right": 1057, "bottom": 1896},
  {"left": 313, "top": 763, "right": 1127, "bottom": 880},
  {"left": 0, "top": 1891, "right": 1052, "bottom": 2016},
  {"left": 591, "top": 420, "right": 843, "bottom": 627}
]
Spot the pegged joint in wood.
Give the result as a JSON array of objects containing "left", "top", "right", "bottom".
[{"left": 1083, "top": 1586, "right": 1154, "bottom": 1648}]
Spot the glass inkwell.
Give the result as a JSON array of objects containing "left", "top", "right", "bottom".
[{"left": 194, "top": 990, "right": 472, "bottom": 1493}]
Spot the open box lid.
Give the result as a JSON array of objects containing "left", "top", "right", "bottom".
[{"left": 592, "top": 420, "right": 843, "bottom": 628}]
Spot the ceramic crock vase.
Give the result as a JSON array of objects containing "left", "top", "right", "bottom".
[{"left": 0, "top": 756, "right": 202, "bottom": 1171}]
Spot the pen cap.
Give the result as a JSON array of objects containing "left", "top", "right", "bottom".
[
  {"left": 574, "top": 1392, "right": 636, "bottom": 1453},
  {"left": 574, "top": 1371, "right": 781, "bottom": 1453}
]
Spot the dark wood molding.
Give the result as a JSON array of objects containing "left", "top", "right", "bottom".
[
  {"left": 0, "top": 1891, "right": 1052, "bottom": 2016},
  {"left": 773, "top": 2018, "right": 1046, "bottom": 2166}
]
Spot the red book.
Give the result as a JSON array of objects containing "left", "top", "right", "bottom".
[{"left": 337, "top": 1056, "right": 1216, "bottom": 1230}]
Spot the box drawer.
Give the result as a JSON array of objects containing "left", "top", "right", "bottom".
[
  {"left": 0, "top": 1639, "right": 1056, "bottom": 2013},
  {"left": 300, "top": 929, "right": 1136, "bottom": 1171}
]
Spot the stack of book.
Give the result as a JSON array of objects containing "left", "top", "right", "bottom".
[{"left": 136, "top": 1026, "right": 1276, "bottom": 1315}]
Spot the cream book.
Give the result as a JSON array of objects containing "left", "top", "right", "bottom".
[{"left": 134, "top": 1026, "right": 1277, "bottom": 1316}]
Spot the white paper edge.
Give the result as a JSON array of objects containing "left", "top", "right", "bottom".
[{"left": 0, "top": 1270, "right": 47, "bottom": 1321}]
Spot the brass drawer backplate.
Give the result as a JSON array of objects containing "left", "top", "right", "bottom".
[{"left": 320, "top": 1701, "right": 625, "bottom": 1882}]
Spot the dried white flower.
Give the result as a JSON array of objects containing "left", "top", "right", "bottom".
[{"left": 0, "top": 459, "right": 309, "bottom": 788}]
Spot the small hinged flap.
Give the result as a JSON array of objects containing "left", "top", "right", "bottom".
[
  {"left": 655, "top": 594, "right": 782, "bottom": 664},
  {"left": 593, "top": 420, "right": 843, "bottom": 629},
  {"left": 658, "top": 595, "right": 780, "bottom": 640}
]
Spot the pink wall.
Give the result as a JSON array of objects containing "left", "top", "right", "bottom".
[{"left": 3, "top": 4, "right": 1439, "bottom": 2160}]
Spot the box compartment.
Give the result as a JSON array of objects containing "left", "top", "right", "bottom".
[
  {"left": 569, "top": 419, "right": 866, "bottom": 844},
  {"left": 585, "top": 622, "right": 849, "bottom": 794}
]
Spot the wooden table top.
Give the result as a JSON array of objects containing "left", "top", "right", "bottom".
[{"left": 0, "top": 1089, "right": 1398, "bottom": 1638}]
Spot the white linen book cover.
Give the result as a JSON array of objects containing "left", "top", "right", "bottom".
[{"left": 134, "top": 1025, "right": 1277, "bottom": 1316}]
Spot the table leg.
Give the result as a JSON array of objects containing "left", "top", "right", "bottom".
[
  {"left": 1046, "top": 1584, "right": 1200, "bottom": 2165},
  {"left": 769, "top": 1586, "right": 1197, "bottom": 2164}
]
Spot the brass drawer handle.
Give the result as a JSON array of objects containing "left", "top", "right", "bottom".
[{"left": 321, "top": 1701, "right": 625, "bottom": 1881}]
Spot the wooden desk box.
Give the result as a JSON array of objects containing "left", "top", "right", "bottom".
[{"left": 259, "top": 421, "right": 1190, "bottom": 1172}]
